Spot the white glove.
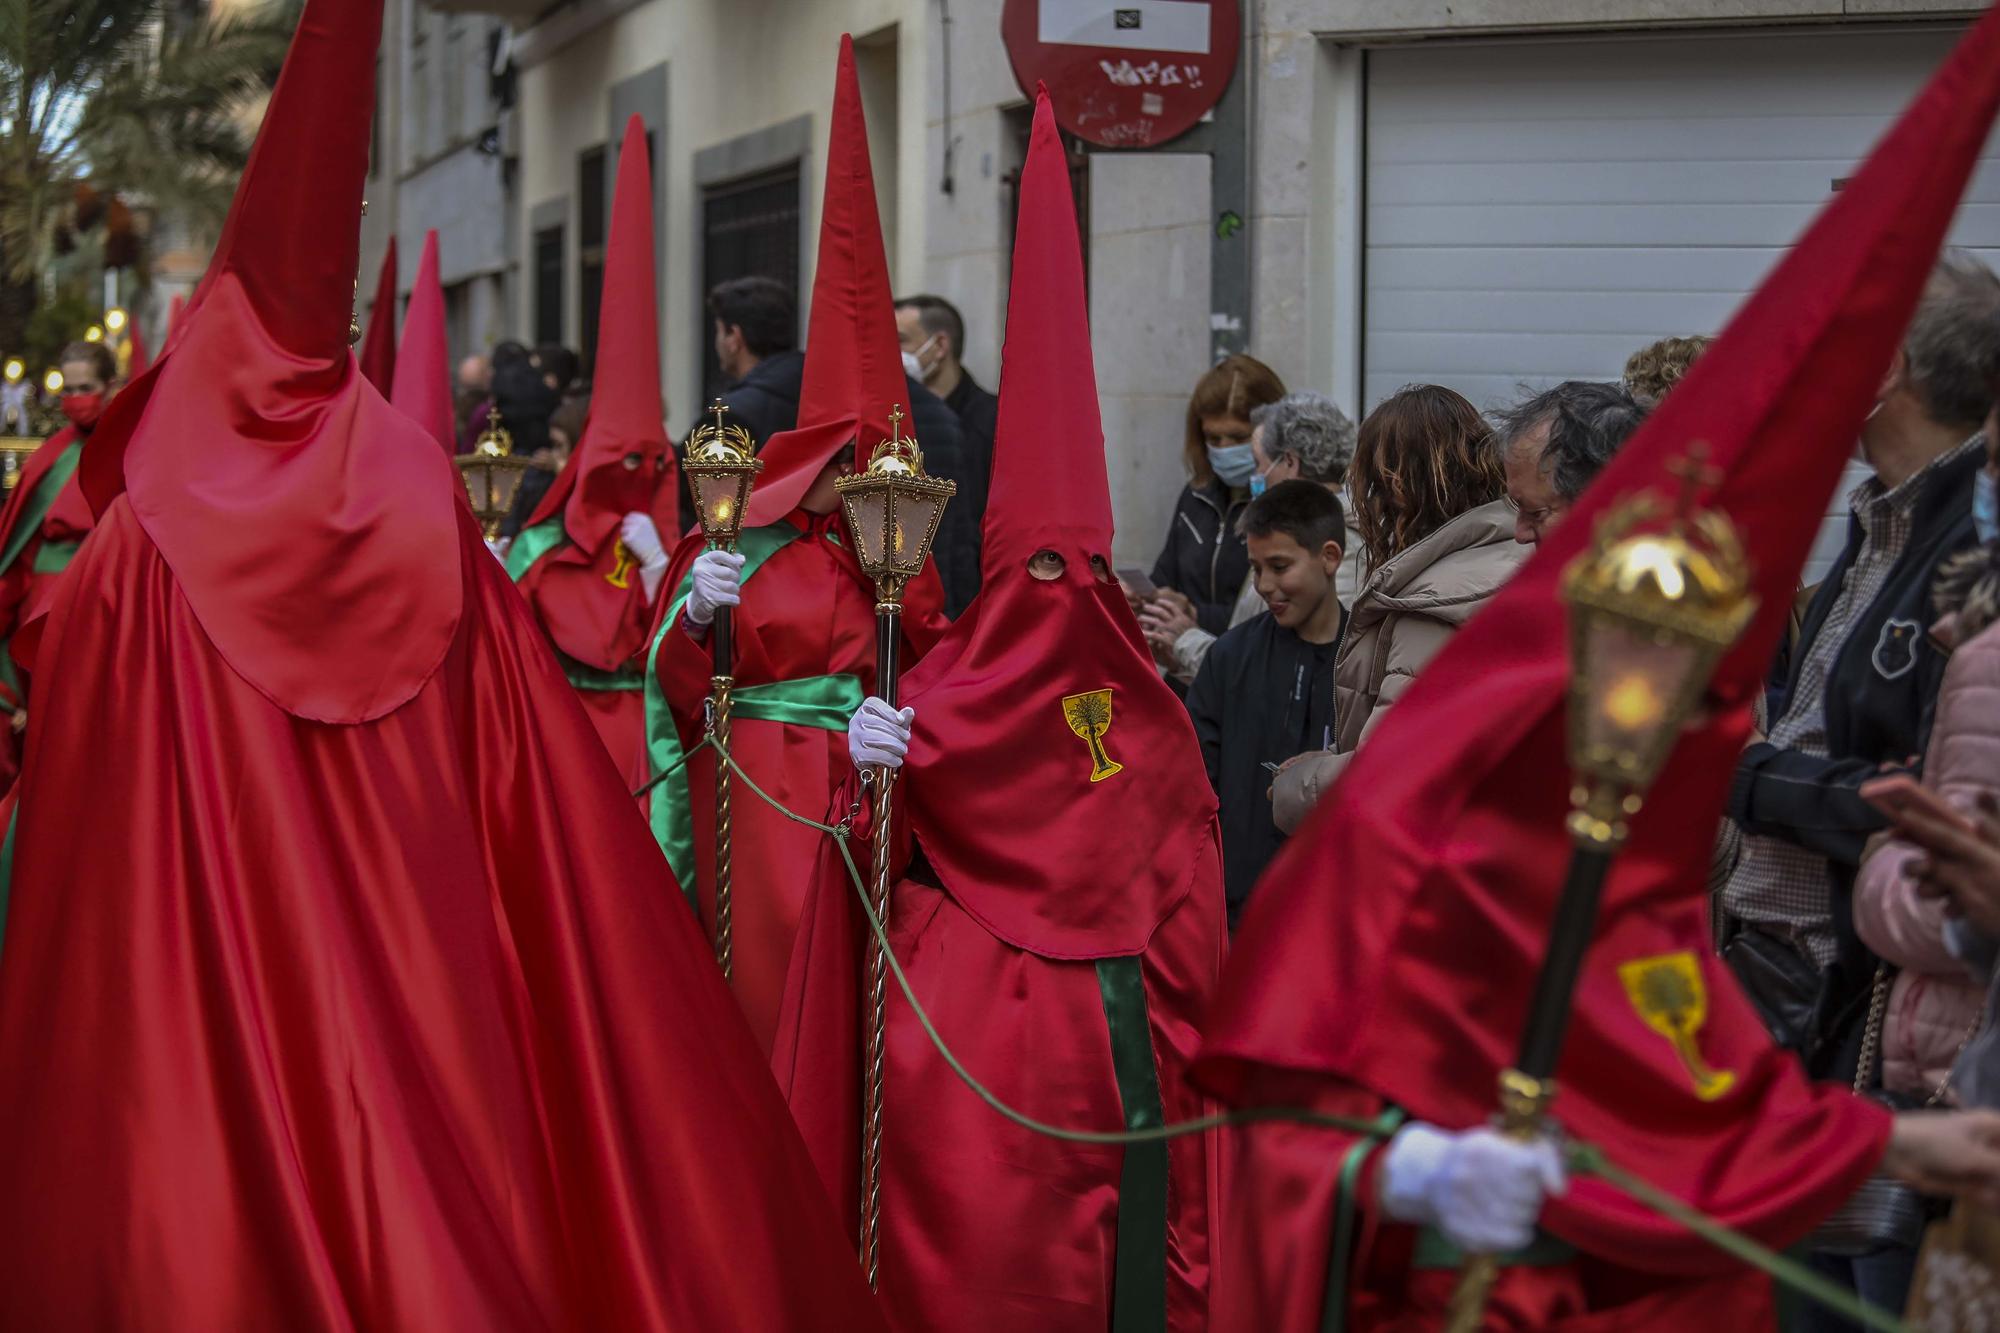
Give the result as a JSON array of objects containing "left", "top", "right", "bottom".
[
  {"left": 849, "top": 697, "right": 916, "bottom": 771},
  {"left": 1379, "top": 1123, "right": 1567, "bottom": 1256},
  {"left": 684, "top": 549, "right": 744, "bottom": 627},
  {"left": 620, "top": 512, "right": 668, "bottom": 568}
]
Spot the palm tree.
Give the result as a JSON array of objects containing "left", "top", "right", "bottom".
[{"left": 0, "top": 0, "right": 300, "bottom": 353}]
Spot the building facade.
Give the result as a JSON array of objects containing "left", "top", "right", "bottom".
[
  {"left": 434, "top": 0, "right": 1990, "bottom": 567},
  {"left": 360, "top": 0, "right": 518, "bottom": 373}
]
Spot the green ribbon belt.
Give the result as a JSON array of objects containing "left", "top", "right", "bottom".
[
  {"left": 502, "top": 514, "right": 566, "bottom": 582},
  {"left": 0, "top": 438, "right": 80, "bottom": 578},
  {"left": 30, "top": 540, "right": 79, "bottom": 577},
  {"left": 645, "top": 522, "right": 872, "bottom": 900},
  {"left": 1320, "top": 1109, "right": 1406, "bottom": 1333},
  {"left": 1097, "top": 956, "right": 1169, "bottom": 1333}
]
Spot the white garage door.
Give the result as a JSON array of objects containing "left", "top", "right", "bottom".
[{"left": 1363, "top": 26, "right": 2000, "bottom": 578}]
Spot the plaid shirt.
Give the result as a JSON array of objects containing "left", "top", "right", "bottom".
[{"left": 1722, "top": 435, "right": 1984, "bottom": 967}]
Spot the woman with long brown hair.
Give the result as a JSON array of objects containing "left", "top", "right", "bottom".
[{"left": 1271, "top": 383, "right": 1525, "bottom": 831}]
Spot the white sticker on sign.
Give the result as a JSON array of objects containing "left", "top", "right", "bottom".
[{"left": 1038, "top": 0, "right": 1211, "bottom": 55}]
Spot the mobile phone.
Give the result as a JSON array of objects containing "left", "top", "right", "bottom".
[
  {"left": 1116, "top": 567, "right": 1159, "bottom": 599},
  {"left": 1860, "top": 775, "right": 1978, "bottom": 836}
]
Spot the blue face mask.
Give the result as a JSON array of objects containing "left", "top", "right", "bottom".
[
  {"left": 1248, "top": 470, "right": 1268, "bottom": 499},
  {"left": 1207, "top": 442, "right": 1257, "bottom": 489},
  {"left": 1976, "top": 467, "right": 1999, "bottom": 544}
]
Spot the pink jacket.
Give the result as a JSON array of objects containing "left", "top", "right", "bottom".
[{"left": 1854, "top": 618, "right": 1998, "bottom": 1099}]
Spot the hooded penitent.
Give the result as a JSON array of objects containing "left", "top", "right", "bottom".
[
  {"left": 358, "top": 236, "right": 398, "bottom": 395},
  {"left": 645, "top": 34, "right": 947, "bottom": 1056},
  {"left": 505, "top": 114, "right": 674, "bottom": 789},
  {"left": 391, "top": 230, "right": 454, "bottom": 455},
  {"left": 0, "top": 3, "right": 890, "bottom": 1328},
  {"left": 1193, "top": 9, "right": 2000, "bottom": 1330},
  {"left": 771, "top": 87, "right": 1228, "bottom": 1333}
]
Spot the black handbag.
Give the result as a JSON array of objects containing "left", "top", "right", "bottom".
[{"left": 1721, "top": 927, "right": 1822, "bottom": 1053}]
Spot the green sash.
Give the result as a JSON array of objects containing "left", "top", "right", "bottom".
[
  {"left": 31, "top": 539, "right": 79, "bottom": 576},
  {"left": 1321, "top": 1109, "right": 1406, "bottom": 1333},
  {"left": 503, "top": 515, "right": 566, "bottom": 582},
  {"left": 643, "top": 523, "right": 866, "bottom": 896},
  {"left": 1097, "top": 956, "right": 1169, "bottom": 1333},
  {"left": 0, "top": 438, "right": 81, "bottom": 578}
]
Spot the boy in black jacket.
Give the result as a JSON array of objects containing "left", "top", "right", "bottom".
[{"left": 1186, "top": 480, "right": 1346, "bottom": 928}]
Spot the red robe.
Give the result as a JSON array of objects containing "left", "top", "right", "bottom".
[
  {"left": 646, "top": 509, "right": 944, "bottom": 1055},
  {"left": 507, "top": 521, "right": 659, "bottom": 795},
  {"left": 0, "top": 499, "right": 888, "bottom": 1331},
  {"left": 0, "top": 426, "right": 91, "bottom": 785},
  {"left": 778, "top": 819, "right": 1226, "bottom": 1333}
]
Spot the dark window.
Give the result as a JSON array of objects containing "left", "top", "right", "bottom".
[
  {"left": 534, "top": 225, "right": 564, "bottom": 347},
  {"left": 578, "top": 144, "right": 609, "bottom": 370},
  {"left": 699, "top": 163, "right": 802, "bottom": 401}
]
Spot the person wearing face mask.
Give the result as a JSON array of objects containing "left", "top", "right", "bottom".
[
  {"left": 898, "top": 295, "right": 996, "bottom": 616},
  {"left": 1144, "top": 390, "right": 1356, "bottom": 682},
  {"left": 0, "top": 338, "right": 118, "bottom": 785},
  {"left": 507, "top": 118, "right": 678, "bottom": 794},
  {"left": 1140, "top": 353, "right": 1287, "bottom": 644},
  {"left": 642, "top": 39, "right": 948, "bottom": 1056},
  {"left": 771, "top": 94, "right": 1227, "bottom": 1331}
]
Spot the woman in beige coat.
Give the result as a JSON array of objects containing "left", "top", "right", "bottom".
[{"left": 1272, "top": 385, "right": 1526, "bottom": 832}]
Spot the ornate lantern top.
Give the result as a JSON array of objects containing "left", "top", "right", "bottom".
[
  {"left": 1560, "top": 450, "right": 1759, "bottom": 843},
  {"left": 835, "top": 405, "right": 956, "bottom": 596},
  {"left": 684, "top": 400, "right": 762, "bottom": 549}
]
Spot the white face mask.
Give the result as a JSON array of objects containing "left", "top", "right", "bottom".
[{"left": 904, "top": 334, "right": 942, "bottom": 384}]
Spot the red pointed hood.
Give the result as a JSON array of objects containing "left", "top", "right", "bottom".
[
  {"left": 391, "top": 231, "right": 454, "bottom": 455},
  {"left": 125, "top": 315, "right": 149, "bottom": 379},
  {"left": 1197, "top": 7, "right": 2000, "bottom": 1272},
  {"left": 898, "top": 89, "right": 1219, "bottom": 959},
  {"left": 162, "top": 294, "right": 186, "bottom": 355},
  {"left": 527, "top": 116, "right": 673, "bottom": 551},
  {"left": 358, "top": 236, "right": 399, "bottom": 394},
  {"left": 742, "top": 36, "right": 907, "bottom": 528},
  {"left": 77, "top": 0, "right": 461, "bottom": 725}
]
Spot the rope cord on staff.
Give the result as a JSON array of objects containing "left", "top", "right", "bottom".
[{"left": 694, "top": 736, "right": 1919, "bottom": 1333}]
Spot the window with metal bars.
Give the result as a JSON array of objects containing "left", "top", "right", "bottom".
[
  {"left": 699, "top": 164, "right": 802, "bottom": 402},
  {"left": 577, "top": 143, "right": 608, "bottom": 370}
]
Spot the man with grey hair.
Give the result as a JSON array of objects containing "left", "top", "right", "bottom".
[
  {"left": 1719, "top": 251, "right": 2000, "bottom": 1319},
  {"left": 1495, "top": 380, "right": 1648, "bottom": 545},
  {"left": 1143, "top": 390, "right": 1358, "bottom": 679}
]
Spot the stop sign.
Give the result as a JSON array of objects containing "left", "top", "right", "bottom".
[{"left": 1001, "top": 0, "right": 1241, "bottom": 149}]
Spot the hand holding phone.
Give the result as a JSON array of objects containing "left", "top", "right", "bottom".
[{"left": 1861, "top": 775, "right": 1979, "bottom": 839}]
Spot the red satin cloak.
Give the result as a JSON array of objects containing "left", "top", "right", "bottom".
[
  {"left": 651, "top": 511, "right": 944, "bottom": 1053},
  {"left": 0, "top": 498, "right": 887, "bottom": 1332},
  {"left": 777, "top": 846, "right": 1226, "bottom": 1333}
]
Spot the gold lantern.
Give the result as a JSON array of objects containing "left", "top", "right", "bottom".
[
  {"left": 684, "top": 400, "right": 762, "bottom": 548},
  {"left": 1560, "top": 472, "right": 1759, "bottom": 849},
  {"left": 454, "top": 409, "right": 534, "bottom": 541},
  {"left": 680, "top": 400, "right": 764, "bottom": 981},
  {"left": 835, "top": 406, "right": 957, "bottom": 604}
]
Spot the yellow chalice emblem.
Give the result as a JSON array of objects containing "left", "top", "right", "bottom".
[
  {"left": 1618, "top": 951, "right": 1737, "bottom": 1101},
  {"left": 606, "top": 539, "right": 637, "bottom": 589},
  {"left": 1061, "top": 689, "right": 1124, "bottom": 783}
]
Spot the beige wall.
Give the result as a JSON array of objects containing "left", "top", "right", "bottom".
[{"left": 515, "top": 0, "right": 931, "bottom": 430}]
